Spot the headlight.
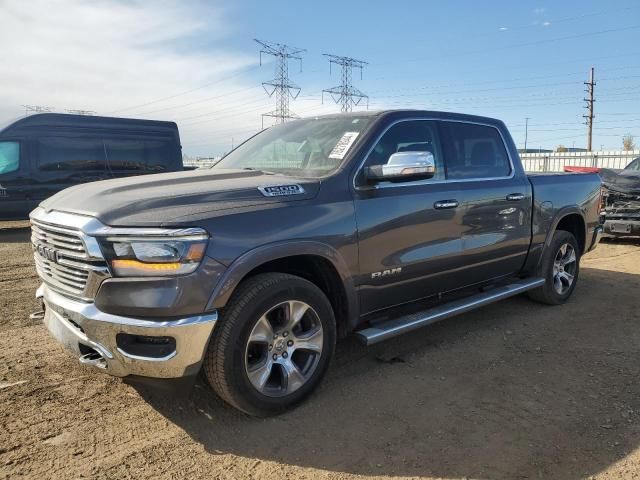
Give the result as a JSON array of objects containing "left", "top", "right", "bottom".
[{"left": 98, "top": 230, "right": 209, "bottom": 277}]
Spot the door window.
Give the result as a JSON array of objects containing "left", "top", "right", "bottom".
[
  {"left": 0, "top": 141, "right": 20, "bottom": 174},
  {"left": 364, "top": 120, "right": 445, "bottom": 183},
  {"left": 440, "top": 122, "right": 511, "bottom": 179}
]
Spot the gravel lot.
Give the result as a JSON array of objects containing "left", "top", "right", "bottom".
[{"left": 1, "top": 227, "right": 639, "bottom": 480}]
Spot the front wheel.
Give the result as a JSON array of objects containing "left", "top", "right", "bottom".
[
  {"left": 527, "top": 230, "right": 580, "bottom": 305},
  {"left": 203, "top": 273, "right": 336, "bottom": 416}
]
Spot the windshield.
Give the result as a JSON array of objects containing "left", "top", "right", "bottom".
[
  {"left": 0, "top": 141, "right": 20, "bottom": 175},
  {"left": 214, "top": 116, "right": 373, "bottom": 178}
]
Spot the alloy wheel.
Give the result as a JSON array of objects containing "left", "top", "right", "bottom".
[
  {"left": 552, "top": 243, "right": 577, "bottom": 295},
  {"left": 244, "top": 300, "right": 324, "bottom": 397}
]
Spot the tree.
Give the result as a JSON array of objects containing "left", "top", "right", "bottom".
[
  {"left": 556, "top": 144, "right": 568, "bottom": 152},
  {"left": 623, "top": 134, "right": 636, "bottom": 151}
]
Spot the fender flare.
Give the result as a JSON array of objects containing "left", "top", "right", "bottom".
[
  {"left": 534, "top": 206, "right": 586, "bottom": 271},
  {"left": 206, "top": 240, "right": 359, "bottom": 328}
]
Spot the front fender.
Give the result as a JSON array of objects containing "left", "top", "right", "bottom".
[{"left": 205, "top": 240, "right": 359, "bottom": 328}]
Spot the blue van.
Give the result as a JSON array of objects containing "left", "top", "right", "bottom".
[{"left": 0, "top": 113, "right": 183, "bottom": 219}]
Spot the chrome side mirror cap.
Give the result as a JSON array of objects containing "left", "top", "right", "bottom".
[{"left": 366, "top": 151, "right": 436, "bottom": 183}]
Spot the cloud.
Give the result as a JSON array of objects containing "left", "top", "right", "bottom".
[
  {"left": 0, "top": 0, "right": 281, "bottom": 156},
  {"left": 499, "top": 26, "right": 508, "bottom": 31}
]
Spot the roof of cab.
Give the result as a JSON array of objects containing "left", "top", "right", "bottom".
[
  {"left": 307, "top": 109, "right": 504, "bottom": 126},
  {"left": 0, "top": 113, "right": 178, "bottom": 137}
]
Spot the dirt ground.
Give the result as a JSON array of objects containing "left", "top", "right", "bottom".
[{"left": 1, "top": 228, "right": 639, "bottom": 480}]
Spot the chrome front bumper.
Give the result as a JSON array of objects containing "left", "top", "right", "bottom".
[{"left": 37, "top": 284, "right": 217, "bottom": 378}]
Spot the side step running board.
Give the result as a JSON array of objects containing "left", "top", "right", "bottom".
[{"left": 355, "top": 278, "right": 545, "bottom": 345}]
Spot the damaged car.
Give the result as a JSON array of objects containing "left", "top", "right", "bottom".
[{"left": 601, "top": 157, "right": 640, "bottom": 237}]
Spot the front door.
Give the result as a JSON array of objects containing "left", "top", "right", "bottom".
[{"left": 353, "top": 119, "right": 470, "bottom": 315}]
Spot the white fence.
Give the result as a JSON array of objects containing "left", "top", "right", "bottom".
[
  {"left": 521, "top": 150, "right": 639, "bottom": 172},
  {"left": 183, "top": 152, "right": 640, "bottom": 172},
  {"left": 183, "top": 158, "right": 220, "bottom": 169}
]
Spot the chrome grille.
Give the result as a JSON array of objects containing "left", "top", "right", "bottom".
[{"left": 31, "top": 219, "right": 109, "bottom": 301}]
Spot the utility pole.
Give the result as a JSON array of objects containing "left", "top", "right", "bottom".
[
  {"left": 22, "top": 105, "right": 52, "bottom": 116},
  {"left": 584, "top": 67, "right": 595, "bottom": 151},
  {"left": 322, "top": 54, "right": 368, "bottom": 112},
  {"left": 524, "top": 117, "right": 530, "bottom": 151},
  {"left": 254, "top": 39, "right": 306, "bottom": 128}
]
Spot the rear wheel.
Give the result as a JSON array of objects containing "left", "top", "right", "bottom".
[
  {"left": 203, "top": 273, "right": 336, "bottom": 416},
  {"left": 527, "top": 230, "right": 580, "bottom": 305}
]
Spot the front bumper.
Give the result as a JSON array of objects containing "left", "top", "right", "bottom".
[
  {"left": 603, "top": 219, "right": 640, "bottom": 237},
  {"left": 37, "top": 283, "right": 217, "bottom": 378}
]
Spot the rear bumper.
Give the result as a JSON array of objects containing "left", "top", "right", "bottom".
[{"left": 37, "top": 283, "right": 217, "bottom": 378}]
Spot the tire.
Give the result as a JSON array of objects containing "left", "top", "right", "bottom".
[
  {"left": 203, "top": 272, "right": 336, "bottom": 416},
  {"left": 527, "top": 230, "right": 581, "bottom": 305}
]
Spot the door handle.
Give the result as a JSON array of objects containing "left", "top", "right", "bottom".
[
  {"left": 434, "top": 199, "right": 459, "bottom": 209},
  {"left": 506, "top": 193, "right": 525, "bottom": 201}
]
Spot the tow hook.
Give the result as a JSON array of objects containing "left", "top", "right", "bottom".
[
  {"left": 30, "top": 298, "right": 46, "bottom": 322},
  {"left": 79, "top": 351, "right": 108, "bottom": 370},
  {"left": 29, "top": 310, "right": 45, "bottom": 322}
]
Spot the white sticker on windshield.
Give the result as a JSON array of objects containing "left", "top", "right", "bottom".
[{"left": 329, "top": 132, "right": 360, "bottom": 160}]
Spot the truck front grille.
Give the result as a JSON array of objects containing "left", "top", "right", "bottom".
[{"left": 31, "top": 220, "right": 109, "bottom": 301}]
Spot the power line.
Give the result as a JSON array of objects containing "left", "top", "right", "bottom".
[
  {"left": 254, "top": 39, "right": 306, "bottom": 127},
  {"left": 136, "top": 86, "right": 261, "bottom": 116},
  {"left": 373, "top": 24, "right": 640, "bottom": 68},
  {"left": 322, "top": 54, "right": 368, "bottom": 112},
  {"left": 106, "top": 65, "right": 261, "bottom": 115},
  {"left": 584, "top": 67, "right": 596, "bottom": 151}
]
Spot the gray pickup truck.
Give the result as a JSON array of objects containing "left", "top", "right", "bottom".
[{"left": 30, "top": 110, "right": 603, "bottom": 416}]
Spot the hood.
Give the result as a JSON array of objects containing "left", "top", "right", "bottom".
[
  {"left": 40, "top": 168, "right": 320, "bottom": 226},
  {"left": 601, "top": 168, "right": 640, "bottom": 196}
]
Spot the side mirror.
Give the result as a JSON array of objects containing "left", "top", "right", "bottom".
[{"left": 366, "top": 151, "right": 436, "bottom": 183}]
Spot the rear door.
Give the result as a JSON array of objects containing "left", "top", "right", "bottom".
[{"left": 438, "top": 121, "right": 532, "bottom": 285}]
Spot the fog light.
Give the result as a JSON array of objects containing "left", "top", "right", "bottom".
[{"left": 116, "top": 333, "right": 176, "bottom": 359}]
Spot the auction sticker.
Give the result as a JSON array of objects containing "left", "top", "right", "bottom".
[{"left": 329, "top": 132, "right": 360, "bottom": 160}]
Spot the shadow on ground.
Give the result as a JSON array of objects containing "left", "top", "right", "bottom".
[
  {"left": 134, "top": 266, "right": 640, "bottom": 479},
  {"left": 0, "top": 227, "right": 31, "bottom": 244}
]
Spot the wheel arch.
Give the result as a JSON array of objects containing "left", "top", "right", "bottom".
[
  {"left": 529, "top": 206, "right": 587, "bottom": 275},
  {"left": 546, "top": 208, "right": 587, "bottom": 255},
  {"left": 206, "top": 241, "right": 359, "bottom": 337}
]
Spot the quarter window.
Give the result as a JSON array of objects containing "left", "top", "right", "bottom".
[
  {"left": 36, "top": 137, "right": 177, "bottom": 172},
  {"left": 441, "top": 122, "right": 511, "bottom": 179},
  {"left": 36, "top": 137, "right": 106, "bottom": 171},
  {"left": 0, "top": 141, "right": 20, "bottom": 175},
  {"left": 104, "top": 139, "right": 174, "bottom": 172}
]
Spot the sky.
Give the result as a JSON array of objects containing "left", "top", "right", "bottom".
[{"left": 1, "top": 0, "right": 639, "bottom": 156}]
